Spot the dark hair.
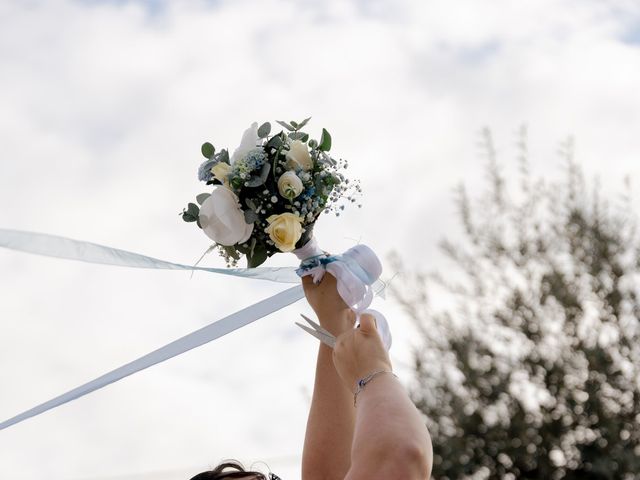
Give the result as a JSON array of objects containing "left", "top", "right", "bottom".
[{"left": 189, "top": 460, "right": 280, "bottom": 480}]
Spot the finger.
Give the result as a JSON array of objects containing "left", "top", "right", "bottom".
[{"left": 358, "top": 313, "right": 378, "bottom": 333}]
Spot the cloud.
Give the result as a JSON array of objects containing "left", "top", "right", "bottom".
[{"left": 1, "top": 0, "right": 640, "bottom": 478}]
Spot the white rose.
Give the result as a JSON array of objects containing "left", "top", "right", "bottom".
[
  {"left": 277, "top": 171, "right": 304, "bottom": 199},
  {"left": 230, "top": 122, "right": 261, "bottom": 164},
  {"left": 198, "top": 187, "right": 253, "bottom": 246},
  {"left": 285, "top": 140, "right": 313, "bottom": 171}
]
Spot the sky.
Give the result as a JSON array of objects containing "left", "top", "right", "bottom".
[{"left": 1, "top": 0, "right": 639, "bottom": 478}]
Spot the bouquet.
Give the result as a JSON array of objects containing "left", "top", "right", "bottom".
[{"left": 181, "top": 118, "right": 361, "bottom": 267}]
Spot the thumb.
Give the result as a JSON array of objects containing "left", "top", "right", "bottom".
[{"left": 358, "top": 313, "right": 378, "bottom": 334}]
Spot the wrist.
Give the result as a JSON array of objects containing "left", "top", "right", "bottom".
[
  {"left": 317, "top": 308, "right": 354, "bottom": 336},
  {"left": 350, "top": 360, "right": 393, "bottom": 391},
  {"left": 353, "top": 371, "right": 399, "bottom": 407}
]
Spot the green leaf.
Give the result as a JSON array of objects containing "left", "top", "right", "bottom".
[
  {"left": 300, "top": 133, "right": 309, "bottom": 143},
  {"left": 186, "top": 202, "right": 200, "bottom": 217},
  {"left": 308, "top": 139, "right": 318, "bottom": 149},
  {"left": 245, "top": 198, "right": 257, "bottom": 211},
  {"left": 245, "top": 163, "right": 271, "bottom": 187},
  {"left": 290, "top": 120, "right": 299, "bottom": 129},
  {"left": 201, "top": 142, "right": 215, "bottom": 159},
  {"left": 319, "top": 128, "right": 332, "bottom": 151},
  {"left": 258, "top": 122, "right": 271, "bottom": 138},
  {"left": 218, "top": 149, "right": 229, "bottom": 164},
  {"left": 247, "top": 243, "right": 268, "bottom": 268},
  {"left": 267, "top": 135, "right": 284, "bottom": 148},
  {"left": 276, "top": 120, "right": 295, "bottom": 131},
  {"left": 288, "top": 131, "right": 306, "bottom": 141},
  {"left": 297, "top": 117, "right": 311, "bottom": 130},
  {"left": 196, "top": 193, "right": 211, "bottom": 205},
  {"left": 182, "top": 213, "right": 197, "bottom": 222},
  {"left": 244, "top": 209, "right": 259, "bottom": 224}
]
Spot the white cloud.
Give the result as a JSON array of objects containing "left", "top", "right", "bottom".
[{"left": 0, "top": 0, "right": 639, "bottom": 478}]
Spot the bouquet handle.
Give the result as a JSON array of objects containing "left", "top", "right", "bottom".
[{"left": 293, "top": 237, "right": 392, "bottom": 350}]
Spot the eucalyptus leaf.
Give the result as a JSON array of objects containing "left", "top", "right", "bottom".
[
  {"left": 319, "top": 128, "right": 332, "bottom": 151},
  {"left": 245, "top": 198, "right": 257, "bottom": 211},
  {"left": 244, "top": 209, "right": 259, "bottom": 224},
  {"left": 218, "top": 149, "right": 230, "bottom": 164},
  {"left": 267, "top": 135, "right": 284, "bottom": 148},
  {"left": 288, "top": 131, "right": 306, "bottom": 141},
  {"left": 300, "top": 133, "right": 309, "bottom": 142},
  {"left": 201, "top": 142, "right": 215, "bottom": 159},
  {"left": 257, "top": 122, "right": 271, "bottom": 138},
  {"left": 182, "top": 213, "right": 197, "bottom": 222},
  {"left": 245, "top": 162, "right": 271, "bottom": 187},
  {"left": 297, "top": 117, "right": 311, "bottom": 130},
  {"left": 276, "top": 120, "right": 295, "bottom": 131},
  {"left": 196, "top": 193, "right": 211, "bottom": 205},
  {"left": 290, "top": 120, "right": 299, "bottom": 129},
  {"left": 308, "top": 139, "right": 318, "bottom": 149},
  {"left": 186, "top": 202, "right": 200, "bottom": 217}
]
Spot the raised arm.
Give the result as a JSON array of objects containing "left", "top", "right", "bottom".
[
  {"left": 334, "top": 314, "right": 433, "bottom": 480},
  {"left": 301, "top": 274, "right": 357, "bottom": 480}
]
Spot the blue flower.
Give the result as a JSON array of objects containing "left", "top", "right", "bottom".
[
  {"left": 231, "top": 148, "right": 267, "bottom": 180},
  {"left": 301, "top": 186, "right": 316, "bottom": 199},
  {"left": 244, "top": 148, "right": 266, "bottom": 171},
  {"left": 198, "top": 158, "right": 218, "bottom": 182}
]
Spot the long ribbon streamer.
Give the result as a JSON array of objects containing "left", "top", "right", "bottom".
[
  {"left": 0, "top": 285, "right": 304, "bottom": 431},
  {"left": 0, "top": 229, "right": 386, "bottom": 432},
  {"left": 0, "top": 228, "right": 300, "bottom": 283}
]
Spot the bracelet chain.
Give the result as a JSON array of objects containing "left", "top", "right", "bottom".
[{"left": 353, "top": 370, "right": 397, "bottom": 407}]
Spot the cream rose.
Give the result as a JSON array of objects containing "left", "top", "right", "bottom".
[
  {"left": 277, "top": 171, "right": 304, "bottom": 199},
  {"left": 211, "top": 162, "right": 232, "bottom": 185},
  {"left": 199, "top": 187, "right": 253, "bottom": 246},
  {"left": 265, "top": 212, "right": 304, "bottom": 252},
  {"left": 285, "top": 140, "right": 313, "bottom": 171}
]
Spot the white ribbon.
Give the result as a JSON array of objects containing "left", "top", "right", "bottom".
[
  {"left": 0, "top": 229, "right": 390, "bottom": 430},
  {"left": 0, "top": 228, "right": 300, "bottom": 283},
  {"left": 0, "top": 286, "right": 304, "bottom": 432}
]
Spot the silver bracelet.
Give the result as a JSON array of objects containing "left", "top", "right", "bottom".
[{"left": 353, "top": 370, "right": 397, "bottom": 407}]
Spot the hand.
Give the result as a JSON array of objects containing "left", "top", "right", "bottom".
[
  {"left": 332, "top": 313, "right": 393, "bottom": 392},
  {"left": 302, "top": 273, "right": 351, "bottom": 328}
]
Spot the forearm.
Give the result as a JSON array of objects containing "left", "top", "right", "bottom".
[
  {"left": 302, "top": 312, "right": 356, "bottom": 480},
  {"left": 347, "top": 375, "right": 432, "bottom": 480}
]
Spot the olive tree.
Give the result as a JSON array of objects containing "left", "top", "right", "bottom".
[{"left": 391, "top": 127, "right": 640, "bottom": 479}]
